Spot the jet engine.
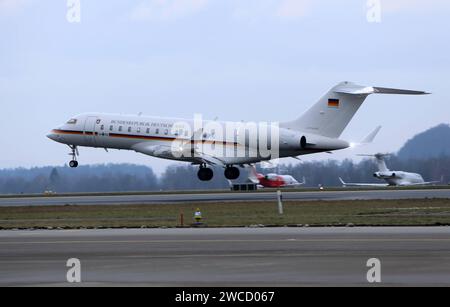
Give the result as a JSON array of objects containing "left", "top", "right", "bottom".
[
  {"left": 279, "top": 129, "right": 350, "bottom": 152},
  {"left": 374, "top": 172, "right": 397, "bottom": 179}
]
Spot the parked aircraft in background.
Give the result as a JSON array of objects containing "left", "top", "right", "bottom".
[
  {"left": 339, "top": 153, "right": 440, "bottom": 187},
  {"left": 47, "top": 82, "right": 428, "bottom": 181},
  {"left": 248, "top": 166, "right": 305, "bottom": 189}
]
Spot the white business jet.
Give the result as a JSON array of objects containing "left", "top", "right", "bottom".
[
  {"left": 339, "top": 153, "right": 440, "bottom": 187},
  {"left": 47, "top": 82, "right": 428, "bottom": 181}
]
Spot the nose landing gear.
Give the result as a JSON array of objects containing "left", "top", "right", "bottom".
[{"left": 68, "top": 145, "right": 79, "bottom": 168}]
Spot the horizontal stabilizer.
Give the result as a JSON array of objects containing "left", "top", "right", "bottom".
[
  {"left": 334, "top": 83, "right": 430, "bottom": 96},
  {"left": 357, "top": 153, "right": 391, "bottom": 159},
  {"left": 373, "top": 87, "right": 430, "bottom": 95}
]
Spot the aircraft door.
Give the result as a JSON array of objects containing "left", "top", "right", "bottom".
[{"left": 84, "top": 116, "right": 98, "bottom": 146}]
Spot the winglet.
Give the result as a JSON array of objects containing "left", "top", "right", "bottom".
[
  {"left": 361, "top": 126, "right": 382, "bottom": 144},
  {"left": 339, "top": 177, "right": 347, "bottom": 186},
  {"left": 247, "top": 165, "right": 260, "bottom": 184}
]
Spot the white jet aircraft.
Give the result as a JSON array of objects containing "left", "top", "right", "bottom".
[
  {"left": 47, "top": 82, "right": 428, "bottom": 181},
  {"left": 339, "top": 153, "right": 440, "bottom": 187}
]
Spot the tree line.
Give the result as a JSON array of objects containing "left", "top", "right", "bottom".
[{"left": 0, "top": 155, "right": 449, "bottom": 194}]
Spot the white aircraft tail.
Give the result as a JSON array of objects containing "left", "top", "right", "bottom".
[
  {"left": 358, "top": 153, "right": 391, "bottom": 172},
  {"left": 281, "top": 82, "right": 428, "bottom": 139}
]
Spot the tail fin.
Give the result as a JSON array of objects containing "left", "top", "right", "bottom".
[
  {"left": 300, "top": 177, "right": 306, "bottom": 185},
  {"left": 281, "top": 82, "right": 428, "bottom": 139},
  {"left": 358, "top": 153, "right": 390, "bottom": 172}
]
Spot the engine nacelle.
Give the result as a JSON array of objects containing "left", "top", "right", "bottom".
[
  {"left": 299, "top": 133, "right": 349, "bottom": 151},
  {"left": 279, "top": 129, "right": 350, "bottom": 151},
  {"left": 375, "top": 172, "right": 398, "bottom": 179}
]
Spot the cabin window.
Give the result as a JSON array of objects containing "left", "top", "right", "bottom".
[
  {"left": 100, "top": 125, "right": 104, "bottom": 131},
  {"left": 119, "top": 126, "right": 123, "bottom": 132},
  {"left": 164, "top": 129, "right": 169, "bottom": 135},
  {"left": 109, "top": 125, "right": 113, "bottom": 131},
  {"left": 66, "top": 119, "right": 77, "bottom": 125},
  {"left": 146, "top": 128, "right": 150, "bottom": 134},
  {"left": 128, "top": 127, "right": 132, "bottom": 133},
  {"left": 155, "top": 129, "right": 159, "bottom": 134},
  {"left": 137, "top": 127, "right": 141, "bottom": 133}
]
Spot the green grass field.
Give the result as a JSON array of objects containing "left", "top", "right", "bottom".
[{"left": 1, "top": 199, "right": 450, "bottom": 229}]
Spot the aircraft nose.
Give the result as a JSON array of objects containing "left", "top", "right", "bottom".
[{"left": 47, "top": 131, "right": 58, "bottom": 141}]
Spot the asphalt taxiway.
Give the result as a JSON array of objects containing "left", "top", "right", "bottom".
[
  {"left": 0, "top": 227, "right": 449, "bottom": 286},
  {"left": 1, "top": 189, "right": 450, "bottom": 207}
]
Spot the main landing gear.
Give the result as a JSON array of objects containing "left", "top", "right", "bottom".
[
  {"left": 224, "top": 166, "right": 240, "bottom": 180},
  {"left": 197, "top": 165, "right": 241, "bottom": 182},
  {"left": 198, "top": 165, "right": 214, "bottom": 181},
  {"left": 68, "top": 145, "right": 79, "bottom": 168}
]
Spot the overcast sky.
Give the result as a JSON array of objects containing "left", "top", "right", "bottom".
[{"left": 1, "top": 0, "right": 449, "bottom": 174}]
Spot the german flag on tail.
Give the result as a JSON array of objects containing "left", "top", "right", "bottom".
[{"left": 328, "top": 98, "right": 340, "bottom": 108}]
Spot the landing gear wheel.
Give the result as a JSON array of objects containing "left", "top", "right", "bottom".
[
  {"left": 198, "top": 168, "right": 214, "bottom": 181},
  {"left": 224, "top": 167, "right": 240, "bottom": 180},
  {"left": 68, "top": 145, "right": 79, "bottom": 169}
]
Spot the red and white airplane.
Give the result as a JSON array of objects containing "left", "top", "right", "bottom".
[{"left": 248, "top": 166, "right": 306, "bottom": 188}]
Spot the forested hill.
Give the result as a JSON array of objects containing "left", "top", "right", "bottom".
[{"left": 398, "top": 124, "right": 450, "bottom": 160}]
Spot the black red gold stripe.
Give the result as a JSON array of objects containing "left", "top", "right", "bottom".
[
  {"left": 328, "top": 98, "right": 340, "bottom": 108},
  {"left": 52, "top": 130, "right": 239, "bottom": 146}
]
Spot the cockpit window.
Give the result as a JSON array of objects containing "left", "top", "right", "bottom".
[{"left": 66, "top": 119, "right": 77, "bottom": 124}]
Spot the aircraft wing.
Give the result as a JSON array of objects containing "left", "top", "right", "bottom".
[
  {"left": 195, "top": 152, "right": 227, "bottom": 167},
  {"left": 339, "top": 177, "right": 388, "bottom": 187},
  {"left": 132, "top": 143, "right": 174, "bottom": 158},
  {"left": 401, "top": 181, "right": 442, "bottom": 187},
  {"left": 132, "top": 140, "right": 227, "bottom": 167}
]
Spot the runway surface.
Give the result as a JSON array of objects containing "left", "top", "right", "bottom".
[
  {"left": 0, "top": 227, "right": 449, "bottom": 286},
  {"left": 1, "top": 189, "right": 450, "bottom": 207}
]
